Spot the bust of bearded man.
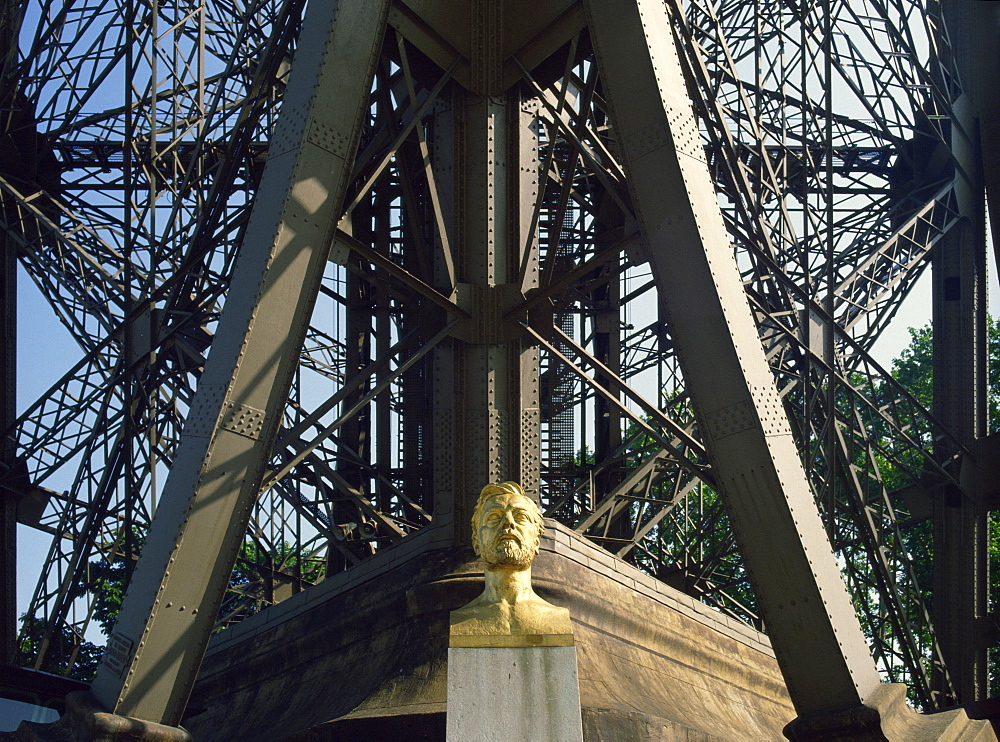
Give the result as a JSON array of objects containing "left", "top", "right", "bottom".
[{"left": 449, "top": 481, "right": 573, "bottom": 640}]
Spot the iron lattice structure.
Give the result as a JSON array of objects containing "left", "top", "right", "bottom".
[{"left": 0, "top": 0, "right": 988, "bottom": 713}]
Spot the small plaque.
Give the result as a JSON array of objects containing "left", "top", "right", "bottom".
[{"left": 101, "top": 632, "right": 134, "bottom": 679}]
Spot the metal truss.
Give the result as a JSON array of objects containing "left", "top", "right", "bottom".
[{"left": 0, "top": 0, "right": 986, "bottom": 713}]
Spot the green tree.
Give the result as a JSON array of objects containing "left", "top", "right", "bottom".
[
  {"left": 17, "top": 616, "right": 103, "bottom": 681},
  {"left": 218, "top": 540, "right": 327, "bottom": 628},
  {"left": 890, "top": 318, "right": 1000, "bottom": 430},
  {"left": 19, "top": 536, "right": 326, "bottom": 679},
  {"left": 890, "top": 325, "right": 933, "bottom": 409},
  {"left": 880, "top": 319, "right": 1000, "bottom": 698}
]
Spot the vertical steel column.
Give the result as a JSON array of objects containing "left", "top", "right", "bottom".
[
  {"left": 431, "top": 7, "right": 541, "bottom": 545},
  {"left": 342, "top": 211, "right": 373, "bottom": 503},
  {"left": 430, "top": 92, "right": 461, "bottom": 531},
  {"left": 375, "top": 190, "right": 392, "bottom": 512},
  {"left": 515, "top": 97, "right": 543, "bottom": 503},
  {"left": 458, "top": 91, "right": 512, "bottom": 503},
  {"left": 89, "top": 0, "right": 390, "bottom": 725},
  {"left": 931, "top": 92, "right": 988, "bottom": 703},
  {"left": 0, "top": 0, "right": 23, "bottom": 670},
  {"left": 940, "top": 0, "right": 1000, "bottom": 286},
  {"left": 934, "top": 0, "right": 997, "bottom": 703},
  {"left": 0, "top": 221, "right": 14, "bottom": 668},
  {"left": 451, "top": 89, "right": 540, "bottom": 538},
  {"left": 584, "top": 0, "right": 882, "bottom": 717}
]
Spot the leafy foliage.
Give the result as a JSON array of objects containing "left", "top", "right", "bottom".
[
  {"left": 890, "top": 318, "right": 1000, "bottom": 431},
  {"left": 890, "top": 325, "right": 934, "bottom": 410},
  {"left": 18, "top": 534, "right": 326, "bottom": 677},
  {"left": 17, "top": 616, "right": 103, "bottom": 682},
  {"left": 875, "top": 319, "right": 1000, "bottom": 698}
]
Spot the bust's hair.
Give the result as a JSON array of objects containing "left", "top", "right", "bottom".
[{"left": 470, "top": 481, "right": 544, "bottom": 557}]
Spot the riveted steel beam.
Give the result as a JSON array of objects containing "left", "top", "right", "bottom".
[
  {"left": 89, "top": 0, "right": 391, "bottom": 725},
  {"left": 933, "top": 1, "right": 997, "bottom": 705},
  {"left": 584, "top": 0, "right": 882, "bottom": 717}
]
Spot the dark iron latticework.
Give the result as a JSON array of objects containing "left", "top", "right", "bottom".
[{"left": 0, "top": 0, "right": 991, "bottom": 715}]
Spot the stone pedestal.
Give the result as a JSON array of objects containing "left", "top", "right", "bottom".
[{"left": 446, "top": 645, "right": 583, "bottom": 741}]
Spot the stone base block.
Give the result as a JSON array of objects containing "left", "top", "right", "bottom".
[{"left": 446, "top": 645, "right": 583, "bottom": 741}]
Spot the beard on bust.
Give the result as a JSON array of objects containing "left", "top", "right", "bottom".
[{"left": 483, "top": 533, "right": 537, "bottom": 568}]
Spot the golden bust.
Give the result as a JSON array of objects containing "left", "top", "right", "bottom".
[{"left": 450, "top": 482, "right": 573, "bottom": 646}]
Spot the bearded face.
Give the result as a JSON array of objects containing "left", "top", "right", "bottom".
[
  {"left": 475, "top": 493, "right": 541, "bottom": 569},
  {"left": 482, "top": 529, "right": 536, "bottom": 568}
]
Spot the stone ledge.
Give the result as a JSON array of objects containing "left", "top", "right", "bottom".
[
  {"left": 187, "top": 545, "right": 795, "bottom": 740},
  {"left": 204, "top": 520, "right": 776, "bottom": 662},
  {"left": 783, "top": 684, "right": 997, "bottom": 741}
]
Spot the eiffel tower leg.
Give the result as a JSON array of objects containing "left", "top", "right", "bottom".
[
  {"left": 933, "top": 2, "right": 995, "bottom": 704},
  {"left": 87, "top": 0, "right": 391, "bottom": 727},
  {"left": 583, "top": 1, "right": 992, "bottom": 737}
]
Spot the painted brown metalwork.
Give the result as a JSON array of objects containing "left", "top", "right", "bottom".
[{"left": 1, "top": 0, "right": 997, "bottom": 732}]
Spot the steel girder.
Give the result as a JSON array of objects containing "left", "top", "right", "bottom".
[{"left": 1, "top": 0, "right": 993, "bottom": 722}]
